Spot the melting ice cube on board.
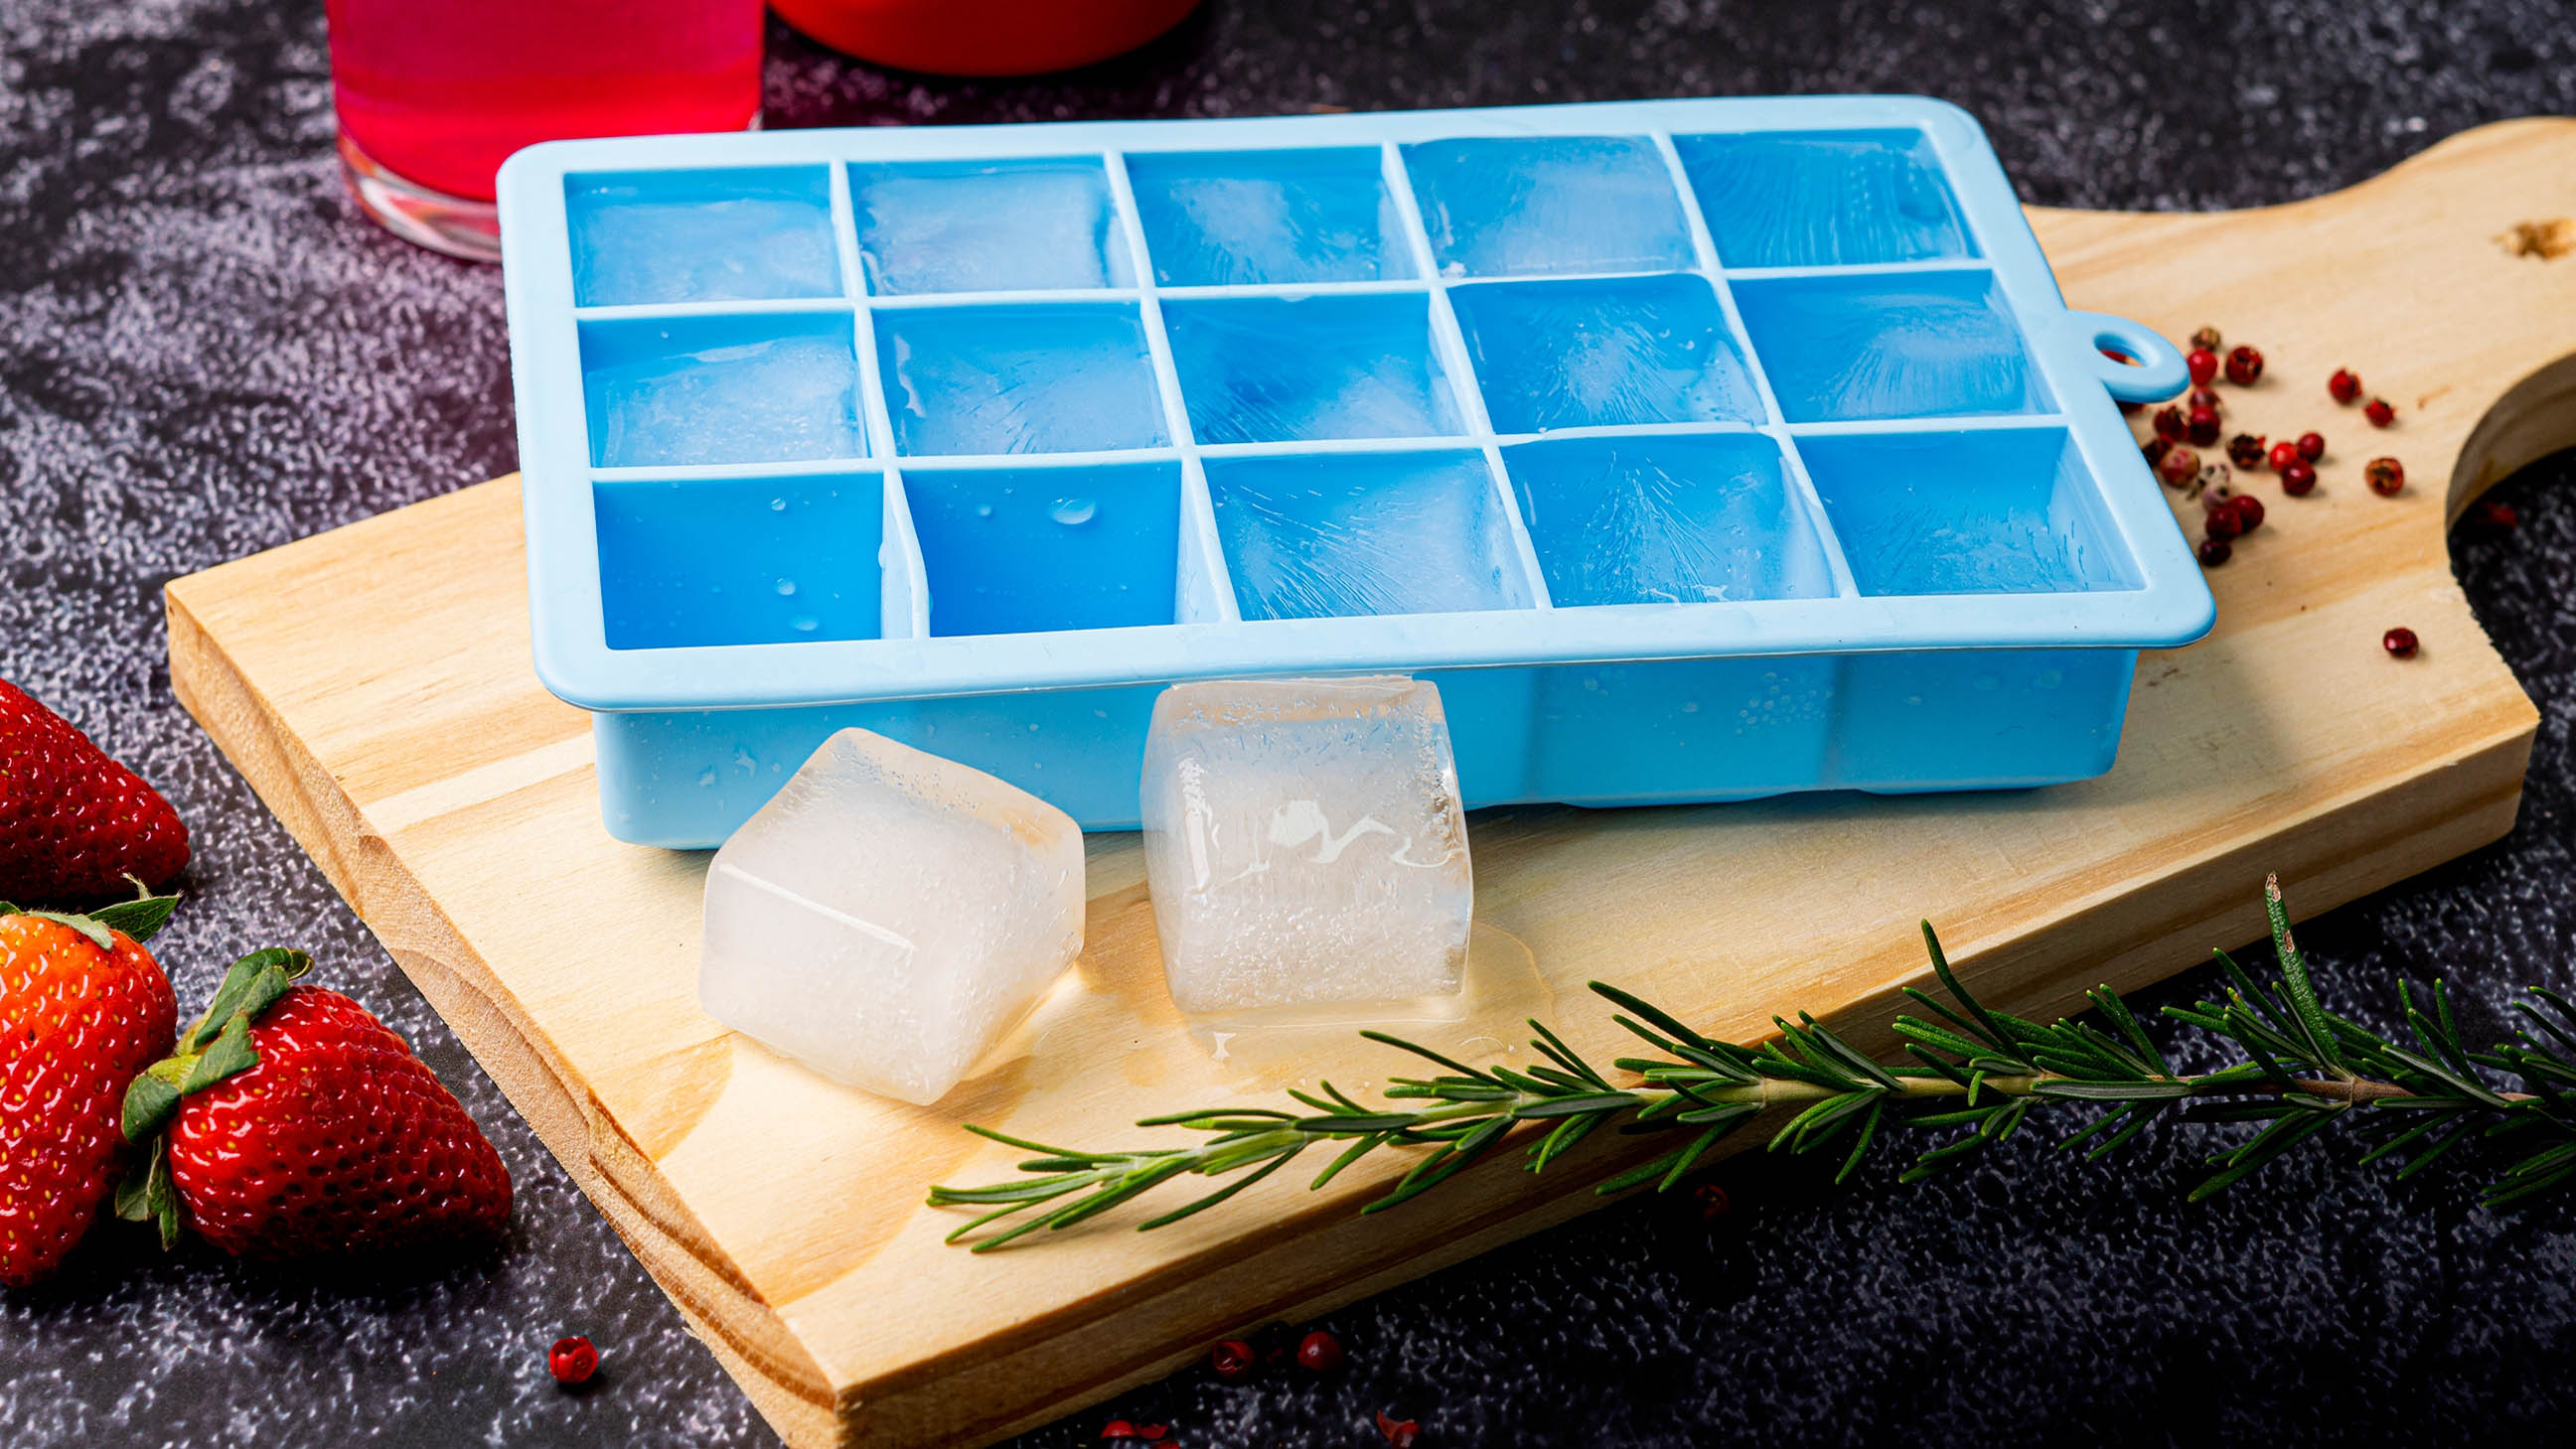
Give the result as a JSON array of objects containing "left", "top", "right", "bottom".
[
  {"left": 1141, "top": 677, "right": 1473, "bottom": 1015},
  {"left": 698, "top": 729, "right": 1085, "bottom": 1105}
]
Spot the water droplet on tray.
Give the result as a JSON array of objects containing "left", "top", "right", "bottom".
[
  {"left": 1049, "top": 498, "right": 1098, "bottom": 526},
  {"left": 775, "top": 578, "right": 797, "bottom": 596}
]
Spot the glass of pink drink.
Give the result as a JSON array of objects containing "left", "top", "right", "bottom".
[{"left": 328, "top": 0, "right": 766, "bottom": 260}]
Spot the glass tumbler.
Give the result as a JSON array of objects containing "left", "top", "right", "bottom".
[{"left": 328, "top": 0, "right": 767, "bottom": 260}]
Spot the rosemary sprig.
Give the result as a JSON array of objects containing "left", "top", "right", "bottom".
[{"left": 929, "top": 877, "right": 2576, "bottom": 1249}]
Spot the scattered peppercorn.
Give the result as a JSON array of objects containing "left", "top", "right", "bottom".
[
  {"left": 2204, "top": 505, "right": 2244, "bottom": 541},
  {"left": 2329, "top": 367, "right": 2363, "bottom": 403},
  {"left": 1377, "top": 1409, "right": 1425, "bottom": 1449},
  {"left": 2279, "top": 458, "right": 2318, "bottom": 496},
  {"left": 2189, "top": 324, "right": 2223, "bottom": 353},
  {"left": 2189, "top": 385, "right": 2224, "bottom": 412},
  {"left": 1137, "top": 1426, "right": 1169, "bottom": 1440},
  {"left": 1101, "top": 1422, "right": 1139, "bottom": 1440},
  {"left": 2198, "top": 472, "right": 2236, "bottom": 507},
  {"left": 2157, "top": 445, "right": 2200, "bottom": 487},
  {"left": 2197, "top": 535, "right": 2232, "bottom": 566},
  {"left": 1296, "top": 1330, "right": 1344, "bottom": 1374},
  {"left": 2364, "top": 396, "right": 2396, "bottom": 427},
  {"left": 1694, "top": 1183, "right": 1732, "bottom": 1221},
  {"left": 2227, "top": 433, "right": 2268, "bottom": 469},
  {"left": 2152, "top": 404, "right": 2187, "bottom": 441},
  {"left": 2383, "top": 627, "right": 2419, "bottom": 658},
  {"left": 2472, "top": 500, "right": 2519, "bottom": 529},
  {"left": 2187, "top": 348, "right": 2220, "bottom": 386},
  {"left": 2230, "top": 494, "right": 2265, "bottom": 532},
  {"left": 2267, "top": 440, "right": 2301, "bottom": 473},
  {"left": 2142, "top": 437, "right": 2172, "bottom": 467},
  {"left": 548, "top": 1336, "right": 600, "bottom": 1386},
  {"left": 2365, "top": 457, "right": 2405, "bottom": 497},
  {"left": 2296, "top": 431, "right": 2326, "bottom": 463},
  {"left": 2187, "top": 404, "right": 2221, "bottom": 446},
  {"left": 2224, "top": 345, "right": 2264, "bottom": 385},
  {"left": 1210, "top": 1339, "right": 1255, "bottom": 1381}
]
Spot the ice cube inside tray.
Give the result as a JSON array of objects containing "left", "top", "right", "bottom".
[
  {"left": 1799, "top": 426, "right": 2141, "bottom": 596},
  {"left": 567, "top": 166, "right": 841, "bottom": 308},
  {"left": 1205, "top": 449, "right": 1535, "bottom": 620},
  {"left": 1403, "top": 134, "right": 1695, "bottom": 278},
  {"left": 697, "top": 728, "right": 1086, "bottom": 1105},
  {"left": 1162, "top": 292, "right": 1463, "bottom": 445},
  {"left": 581, "top": 314, "right": 865, "bottom": 468},
  {"left": 848, "top": 157, "right": 1133, "bottom": 295},
  {"left": 1126, "top": 146, "right": 1413, "bottom": 286},
  {"left": 1142, "top": 676, "right": 1472, "bottom": 1015},
  {"left": 1503, "top": 433, "right": 1836, "bottom": 606},
  {"left": 1448, "top": 273, "right": 1763, "bottom": 433},
  {"left": 876, "top": 303, "right": 1168, "bottom": 456},
  {"left": 1673, "top": 129, "right": 1972, "bottom": 268},
  {"left": 1729, "top": 269, "right": 2046, "bottom": 422}
]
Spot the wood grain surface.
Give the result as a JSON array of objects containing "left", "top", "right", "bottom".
[{"left": 164, "top": 119, "right": 2571, "bottom": 1449}]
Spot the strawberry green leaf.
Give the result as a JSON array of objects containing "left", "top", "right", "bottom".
[
  {"left": 177, "top": 1012, "right": 259, "bottom": 1093},
  {"left": 113, "top": 1137, "right": 180, "bottom": 1248},
  {"left": 182, "top": 947, "right": 311, "bottom": 1052},
  {"left": 90, "top": 881, "right": 180, "bottom": 944},
  {"left": 122, "top": 1072, "right": 182, "bottom": 1143},
  {"left": 22, "top": 910, "right": 113, "bottom": 952}
]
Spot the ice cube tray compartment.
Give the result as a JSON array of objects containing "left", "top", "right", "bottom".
[{"left": 501, "top": 97, "right": 2211, "bottom": 845}]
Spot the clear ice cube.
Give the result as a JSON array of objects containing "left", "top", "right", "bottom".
[
  {"left": 1450, "top": 275, "right": 1763, "bottom": 433},
  {"left": 589, "top": 332, "right": 864, "bottom": 468},
  {"left": 1162, "top": 295, "right": 1462, "bottom": 445},
  {"left": 1676, "top": 130, "right": 1971, "bottom": 269},
  {"left": 570, "top": 194, "right": 841, "bottom": 307},
  {"left": 1505, "top": 434, "right": 1836, "bottom": 606},
  {"left": 1128, "top": 149, "right": 1410, "bottom": 286},
  {"left": 1404, "top": 135, "right": 1695, "bottom": 278},
  {"left": 1731, "top": 275, "right": 2045, "bottom": 422},
  {"left": 1142, "top": 677, "right": 1472, "bottom": 1015},
  {"left": 850, "top": 160, "right": 1129, "bottom": 295},
  {"left": 876, "top": 304, "right": 1168, "bottom": 456},
  {"left": 698, "top": 728, "right": 1086, "bottom": 1105},
  {"left": 1206, "top": 451, "right": 1534, "bottom": 621}
]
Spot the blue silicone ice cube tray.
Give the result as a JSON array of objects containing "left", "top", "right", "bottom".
[{"left": 498, "top": 96, "right": 2211, "bottom": 847}]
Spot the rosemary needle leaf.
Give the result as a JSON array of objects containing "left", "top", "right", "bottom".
[
  {"left": 1310, "top": 1131, "right": 1390, "bottom": 1191},
  {"left": 1137, "top": 1149, "right": 1303, "bottom": 1231},
  {"left": 926, "top": 882, "right": 2574, "bottom": 1249},
  {"left": 1589, "top": 981, "right": 1716, "bottom": 1051}
]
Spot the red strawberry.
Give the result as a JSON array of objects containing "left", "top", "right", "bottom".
[
  {"left": 1, "top": 678, "right": 189, "bottom": 904},
  {"left": 0, "top": 898, "right": 178, "bottom": 1285},
  {"left": 123, "top": 955, "right": 511, "bottom": 1259}
]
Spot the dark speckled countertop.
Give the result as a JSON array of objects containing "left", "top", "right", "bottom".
[{"left": 2, "top": 2, "right": 2571, "bottom": 1445}]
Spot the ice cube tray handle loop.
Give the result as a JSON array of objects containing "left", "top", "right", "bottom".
[{"left": 2068, "top": 312, "right": 2189, "bottom": 404}]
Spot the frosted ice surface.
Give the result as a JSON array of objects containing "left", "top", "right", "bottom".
[
  {"left": 1130, "top": 154, "right": 1405, "bottom": 286},
  {"left": 590, "top": 333, "right": 863, "bottom": 467},
  {"left": 1209, "top": 452, "right": 1531, "bottom": 620},
  {"left": 1406, "top": 135, "right": 1694, "bottom": 277},
  {"left": 1453, "top": 277, "right": 1763, "bottom": 432},
  {"left": 1164, "top": 298, "right": 1461, "bottom": 445},
  {"left": 1740, "top": 283, "right": 2043, "bottom": 422},
  {"left": 1508, "top": 437, "right": 1835, "bottom": 606},
  {"left": 878, "top": 306, "right": 1167, "bottom": 455},
  {"left": 852, "top": 162, "right": 1126, "bottom": 294},
  {"left": 1678, "top": 132, "right": 1971, "bottom": 269},
  {"left": 698, "top": 729, "right": 1086, "bottom": 1105},
  {"left": 571, "top": 197, "right": 840, "bottom": 307},
  {"left": 1142, "top": 677, "right": 1472, "bottom": 1015}
]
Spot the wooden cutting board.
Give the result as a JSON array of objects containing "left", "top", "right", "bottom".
[{"left": 166, "top": 119, "right": 2568, "bottom": 1449}]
